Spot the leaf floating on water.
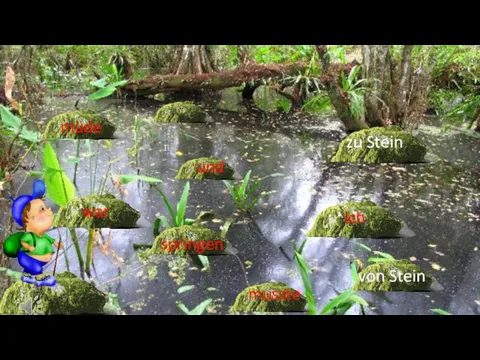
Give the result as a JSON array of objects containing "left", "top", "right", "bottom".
[
  {"left": 274, "top": 204, "right": 281, "bottom": 209},
  {"left": 211, "top": 218, "right": 223, "bottom": 223},
  {"left": 247, "top": 158, "right": 260, "bottom": 162},
  {"left": 177, "top": 285, "right": 195, "bottom": 294},
  {"left": 428, "top": 244, "right": 437, "bottom": 248},
  {"left": 175, "top": 151, "right": 184, "bottom": 156},
  {"left": 431, "top": 263, "right": 441, "bottom": 271},
  {"left": 409, "top": 256, "right": 417, "bottom": 262}
]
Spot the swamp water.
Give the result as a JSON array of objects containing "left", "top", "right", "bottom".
[{"left": 0, "top": 94, "right": 479, "bottom": 315}]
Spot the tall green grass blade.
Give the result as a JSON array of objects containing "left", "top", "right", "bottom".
[
  {"left": 153, "top": 186, "right": 176, "bottom": 226},
  {"left": 238, "top": 170, "right": 252, "bottom": 199},
  {"left": 294, "top": 251, "right": 316, "bottom": 315},
  {"left": 176, "top": 182, "right": 190, "bottom": 227},
  {"left": 350, "top": 262, "right": 359, "bottom": 282}
]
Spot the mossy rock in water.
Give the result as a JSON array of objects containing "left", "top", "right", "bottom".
[
  {"left": 352, "top": 260, "right": 436, "bottom": 292},
  {"left": 149, "top": 224, "right": 226, "bottom": 256},
  {"left": 53, "top": 194, "right": 140, "bottom": 229},
  {"left": 154, "top": 102, "right": 206, "bottom": 123},
  {"left": 0, "top": 272, "right": 107, "bottom": 314},
  {"left": 331, "top": 126, "right": 427, "bottom": 163},
  {"left": 306, "top": 199, "right": 403, "bottom": 238},
  {"left": 175, "top": 157, "right": 235, "bottom": 180},
  {"left": 230, "top": 282, "right": 306, "bottom": 313},
  {"left": 43, "top": 110, "right": 116, "bottom": 139}
]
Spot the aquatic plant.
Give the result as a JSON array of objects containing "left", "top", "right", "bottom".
[
  {"left": 153, "top": 182, "right": 193, "bottom": 235},
  {"left": 292, "top": 239, "right": 368, "bottom": 315},
  {"left": 88, "top": 63, "right": 128, "bottom": 100},
  {"left": 223, "top": 171, "right": 282, "bottom": 211}
]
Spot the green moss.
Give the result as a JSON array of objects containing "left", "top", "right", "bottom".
[
  {"left": 43, "top": 110, "right": 116, "bottom": 139},
  {"left": 0, "top": 272, "right": 107, "bottom": 314},
  {"left": 53, "top": 194, "right": 140, "bottom": 229},
  {"left": 175, "top": 157, "right": 235, "bottom": 180},
  {"left": 306, "top": 199, "right": 403, "bottom": 238},
  {"left": 230, "top": 282, "right": 306, "bottom": 313},
  {"left": 331, "top": 126, "right": 427, "bottom": 163},
  {"left": 352, "top": 260, "right": 435, "bottom": 291},
  {"left": 153, "top": 102, "right": 206, "bottom": 123},
  {"left": 149, "top": 224, "right": 227, "bottom": 256}
]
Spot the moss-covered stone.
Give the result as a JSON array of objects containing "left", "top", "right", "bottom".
[
  {"left": 331, "top": 126, "right": 427, "bottom": 163},
  {"left": 0, "top": 272, "right": 107, "bottom": 314},
  {"left": 43, "top": 110, "right": 116, "bottom": 139},
  {"left": 306, "top": 199, "right": 403, "bottom": 238},
  {"left": 230, "top": 282, "right": 306, "bottom": 313},
  {"left": 175, "top": 157, "right": 235, "bottom": 180},
  {"left": 149, "top": 224, "right": 227, "bottom": 256},
  {"left": 53, "top": 194, "right": 140, "bottom": 229},
  {"left": 153, "top": 102, "right": 206, "bottom": 123},
  {"left": 352, "top": 260, "right": 435, "bottom": 291}
]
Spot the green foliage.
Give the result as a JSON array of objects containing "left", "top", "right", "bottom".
[
  {"left": 0, "top": 106, "right": 40, "bottom": 143},
  {"left": 118, "top": 174, "right": 162, "bottom": 185},
  {"left": 340, "top": 65, "right": 366, "bottom": 120},
  {"left": 253, "top": 45, "right": 315, "bottom": 64},
  {"left": 177, "top": 298, "right": 212, "bottom": 315},
  {"left": 302, "top": 93, "right": 332, "bottom": 114},
  {"left": 223, "top": 171, "right": 283, "bottom": 211},
  {"left": 88, "top": 64, "right": 128, "bottom": 100},
  {"left": 42, "top": 142, "right": 75, "bottom": 206},
  {"left": 292, "top": 239, "right": 316, "bottom": 315},
  {"left": 177, "top": 285, "right": 195, "bottom": 294},
  {"left": 153, "top": 182, "right": 193, "bottom": 236},
  {"left": 430, "top": 308, "right": 452, "bottom": 315}
]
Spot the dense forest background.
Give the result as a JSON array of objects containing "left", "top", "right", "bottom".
[{"left": 0, "top": 45, "right": 479, "bottom": 131}]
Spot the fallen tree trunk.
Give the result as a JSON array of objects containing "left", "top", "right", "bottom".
[{"left": 124, "top": 62, "right": 308, "bottom": 96}]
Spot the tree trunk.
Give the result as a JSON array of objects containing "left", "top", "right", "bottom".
[
  {"left": 474, "top": 107, "right": 480, "bottom": 132},
  {"left": 126, "top": 62, "right": 309, "bottom": 96},
  {"left": 393, "top": 45, "right": 414, "bottom": 124},
  {"left": 170, "top": 45, "right": 215, "bottom": 75},
  {"left": 362, "top": 45, "right": 389, "bottom": 127},
  {"left": 315, "top": 45, "right": 369, "bottom": 132},
  {"left": 238, "top": 45, "right": 253, "bottom": 65}
]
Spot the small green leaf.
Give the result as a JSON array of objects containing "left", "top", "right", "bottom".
[
  {"left": 119, "top": 174, "right": 163, "bottom": 185},
  {"left": 373, "top": 251, "right": 394, "bottom": 260},
  {"left": 90, "top": 77, "right": 109, "bottom": 88},
  {"left": 350, "top": 262, "right": 359, "bottom": 282},
  {"left": 188, "top": 298, "right": 212, "bottom": 315},
  {"left": 430, "top": 308, "right": 452, "bottom": 315},
  {"left": 177, "top": 302, "right": 190, "bottom": 314},
  {"left": 177, "top": 285, "right": 195, "bottom": 294}
]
